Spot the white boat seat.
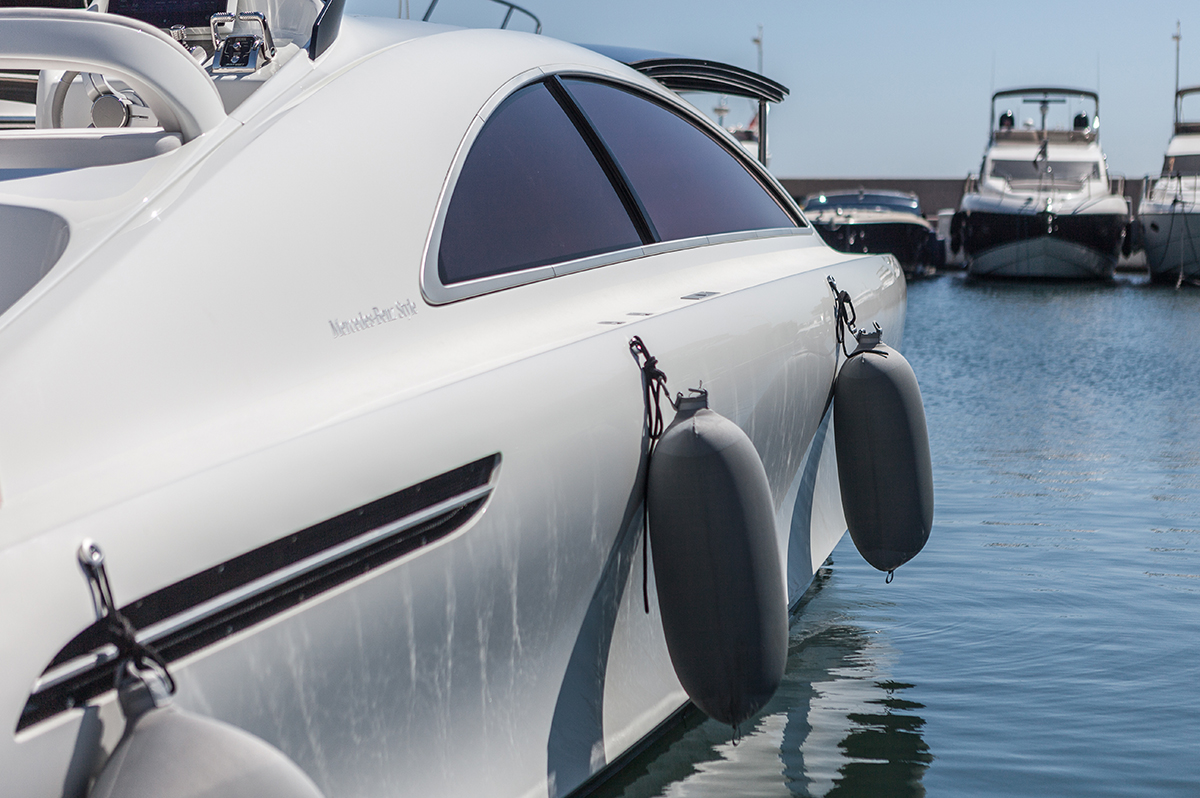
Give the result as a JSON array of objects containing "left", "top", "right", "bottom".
[{"left": 0, "top": 127, "right": 181, "bottom": 177}]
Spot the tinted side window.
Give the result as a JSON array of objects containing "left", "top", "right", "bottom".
[
  {"left": 562, "top": 79, "right": 796, "bottom": 242},
  {"left": 438, "top": 82, "right": 642, "bottom": 285}
]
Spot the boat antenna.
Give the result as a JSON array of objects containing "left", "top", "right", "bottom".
[
  {"left": 1174, "top": 21, "right": 1182, "bottom": 126},
  {"left": 753, "top": 24, "right": 763, "bottom": 74}
]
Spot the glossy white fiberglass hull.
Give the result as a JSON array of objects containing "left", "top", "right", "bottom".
[
  {"left": 1142, "top": 130, "right": 1200, "bottom": 282},
  {"left": 1141, "top": 206, "right": 1200, "bottom": 282},
  {"left": 2, "top": 238, "right": 905, "bottom": 798},
  {"left": 1140, "top": 175, "right": 1200, "bottom": 282},
  {"left": 0, "top": 14, "right": 909, "bottom": 798}
]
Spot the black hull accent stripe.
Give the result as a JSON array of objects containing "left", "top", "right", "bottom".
[
  {"left": 961, "top": 210, "right": 1127, "bottom": 259},
  {"left": 19, "top": 454, "right": 499, "bottom": 732},
  {"left": 811, "top": 220, "right": 933, "bottom": 268}
]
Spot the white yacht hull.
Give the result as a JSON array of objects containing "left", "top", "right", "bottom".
[
  {"left": 3, "top": 247, "right": 903, "bottom": 798},
  {"left": 0, "top": 14, "right": 914, "bottom": 797},
  {"left": 967, "top": 235, "right": 1115, "bottom": 279},
  {"left": 1140, "top": 207, "right": 1200, "bottom": 283}
]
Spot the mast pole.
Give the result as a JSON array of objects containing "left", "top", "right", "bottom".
[
  {"left": 753, "top": 24, "right": 763, "bottom": 74},
  {"left": 1175, "top": 21, "right": 1182, "bottom": 124}
]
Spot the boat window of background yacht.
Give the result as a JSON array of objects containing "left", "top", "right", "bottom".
[
  {"left": 437, "top": 82, "right": 643, "bottom": 285},
  {"left": 1162, "top": 154, "right": 1200, "bottom": 176},
  {"left": 560, "top": 78, "right": 798, "bottom": 242},
  {"left": 990, "top": 159, "right": 1100, "bottom": 183}
]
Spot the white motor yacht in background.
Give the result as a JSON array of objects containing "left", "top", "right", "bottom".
[
  {"left": 952, "top": 87, "right": 1130, "bottom": 279},
  {"left": 0, "top": 2, "right": 933, "bottom": 797},
  {"left": 1139, "top": 85, "right": 1200, "bottom": 285}
]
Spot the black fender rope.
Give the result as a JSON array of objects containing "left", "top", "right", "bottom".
[{"left": 630, "top": 336, "right": 675, "bottom": 614}]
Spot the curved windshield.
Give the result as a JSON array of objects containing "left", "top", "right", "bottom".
[
  {"left": 990, "top": 159, "right": 1100, "bottom": 182},
  {"left": 803, "top": 193, "right": 922, "bottom": 215}
]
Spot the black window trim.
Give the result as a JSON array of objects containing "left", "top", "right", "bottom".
[
  {"left": 420, "top": 68, "right": 811, "bottom": 306},
  {"left": 544, "top": 75, "right": 659, "bottom": 245}
]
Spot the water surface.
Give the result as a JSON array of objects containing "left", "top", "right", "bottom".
[{"left": 596, "top": 273, "right": 1200, "bottom": 797}]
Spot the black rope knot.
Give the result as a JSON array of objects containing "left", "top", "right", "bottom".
[
  {"left": 828, "top": 276, "right": 861, "bottom": 359},
  {"left": 101, "top": 612, "right": 175, "bottom": 694},
  {"left": 630, "top": 335, "right": 674, "bottom": 442},
  {"left": 79, "top": 541, "right": 177, "bottom": 695},
  {"left": 828, "top": 276, "right": 887, "bottom": 360}
]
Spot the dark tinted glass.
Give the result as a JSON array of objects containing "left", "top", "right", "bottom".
[
  {"left": 562, "top": 79, "right": 796, "bottom": 242},
  {"left": 991, "top": 159, "right": 1100, "bottom": 182},
  {"left": 1164, "top": 154, "right": 1200, "bottom": 176},
  {"left": 438, "top": 82, "right": 642, "bottom": 284}
]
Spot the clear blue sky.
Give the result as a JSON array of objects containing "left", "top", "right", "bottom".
[{"left": 348, "top": 0, "right": 1200, "bottom": 179}]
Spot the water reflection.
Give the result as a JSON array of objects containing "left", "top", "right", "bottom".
[
  {"left": 824, "top": 683, "right": 931, "bottom": 797},
  {"left": 592, "top": 564, "right": 932, "bottom": 798}
]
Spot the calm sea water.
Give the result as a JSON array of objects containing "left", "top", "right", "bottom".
[{"left": 595, "top": 272, "right": 1200, "bottom": 797}]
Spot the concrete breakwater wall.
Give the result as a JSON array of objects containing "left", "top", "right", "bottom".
[{"left": 779, "top": 178, "right": 1145, "bottom": 217}]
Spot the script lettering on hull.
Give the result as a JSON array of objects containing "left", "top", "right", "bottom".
[{"left": 329, "top": 299, "right": 418, "bottom": 338}]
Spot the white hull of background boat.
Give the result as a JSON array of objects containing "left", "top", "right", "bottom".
[
  {"left": 1140, "top": 206, "right": 1200, "bottom": 282},
  {"left": 967, "top": 236, "right": 1115, "bottom": 279},
  {"left": 0, "top": 7, "right": 920, "bottom": 798},
  {"left": 1139, "top": 107, "right": 1200, "bottom": 284}
]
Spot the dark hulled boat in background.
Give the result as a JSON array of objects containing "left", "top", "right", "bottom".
[{"left": 803, "top": 189, "right": 936, "bottom": 276}]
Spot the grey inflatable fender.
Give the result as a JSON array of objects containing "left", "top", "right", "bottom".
[
  {"left": 647, "top": 392, "right": 788, "bottom": 727},
  {"left": 90, "top": 666, "right": 325, "bottom": 798},
  {"left": 833, "top": 336, "right": 934, "bottom": 573}
]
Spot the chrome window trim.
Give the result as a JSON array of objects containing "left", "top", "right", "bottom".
[
  {"left": 425, "top": 227, "right": 812, "bottom": 304},
  {"left": 420, "top": 67, "right": 810, "bottom": 306}
]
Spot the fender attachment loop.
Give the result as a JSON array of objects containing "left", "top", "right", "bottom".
[{"left": 78, "top": 540, "right": 177, "bottom": 697}]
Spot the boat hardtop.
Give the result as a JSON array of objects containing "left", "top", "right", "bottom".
[
  {"left": 804, "top": 189, "right": 923, "bottom": 216},
  {"left": 978, "top": 87, "right": 1109, "bottom": 197},
  {"left": 1162, "top": 85, "right": 1200, "bottom": 170}
]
